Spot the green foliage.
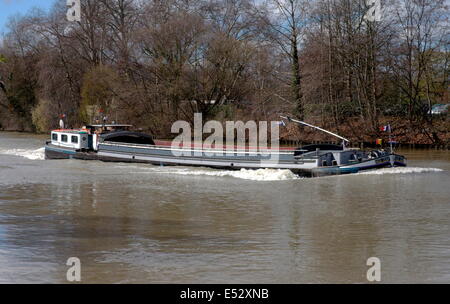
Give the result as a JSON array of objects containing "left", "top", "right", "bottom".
[
  {"left": 31, "top": 99, "right": 53, "bottom": 132},
  {"left": 1, "top": 71, "right": 37, "bottom": 130}
]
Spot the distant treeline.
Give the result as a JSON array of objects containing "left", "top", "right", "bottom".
[{"left": 0, "top": 0, "right": 448, "bottom": 145}]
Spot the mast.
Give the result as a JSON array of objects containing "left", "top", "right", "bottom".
[
  {"left": 388, "top": 123, "right": 393, "bottom": 154},
  {"left": 280, "top": 116, "right": 350, "bottom": 147}
]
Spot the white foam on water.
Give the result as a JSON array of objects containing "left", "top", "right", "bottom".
[
  {"left": 170, "top": 168, "right": 300, "bottom": 181},
  {"left": 0, "top": 148, "right": 45, "bottom": 160},
  {"left": 94, "top": 162, "right": 447, "bottom": 180},
  {"left": 132, "top": 166, "right": 300, "bottom": 181},
  {"left": 358, "top": 167, "right": 444, "bottom": 175}
]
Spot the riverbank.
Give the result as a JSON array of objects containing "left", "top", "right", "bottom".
[
  {"left": 279, "top": 116, "right": 450, "bottom": 149},
  {"left": 1, "top": 119, "right": 449, "bottom": 151}
]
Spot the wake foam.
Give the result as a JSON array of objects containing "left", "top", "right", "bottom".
[
  {"left": 358, "top": 167, "right": 444, "bottom": 175},
  {"left": 157, "top": 168, "right": 300, "bottom": 181},
  {"left": 0, "top": 148, "right": 45, "bottom": 160},
  {"left": 125, "top": 165, "right": 445, "bottom": 181}
]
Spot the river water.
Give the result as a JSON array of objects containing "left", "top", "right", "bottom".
[{"left": 0, "top": 131, "right": 449, "bottom": 283}]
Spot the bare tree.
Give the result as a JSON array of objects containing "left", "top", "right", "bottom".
[
  {"left": 257, "top": 0, "right": 309, "bottom": 119},
  {"left": 392, "top": 0, "right": 448, "bottom": 120}
]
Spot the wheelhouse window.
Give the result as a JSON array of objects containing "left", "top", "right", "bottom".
[
  {"left": 52, "top": 134, "right": 58, "bottom": 141},
  {"left": 71, "top": 136, "right": 79, "bottom": 144},
  {"left": 61, "top": 135, "right": 68, "bottom": 143}
]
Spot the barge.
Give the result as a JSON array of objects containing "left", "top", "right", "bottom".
[{"left": 44, "top": 118, "right": 407, "bottom": 177}]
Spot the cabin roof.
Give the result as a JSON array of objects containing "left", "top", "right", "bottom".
[{"left": 52, "top": 129, "right": 89, "bottom": 134}]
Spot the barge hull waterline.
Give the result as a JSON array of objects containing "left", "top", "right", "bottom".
[
  {"left": 45, "top": 144, "right": 406, "bottom": 177},
  {"left": 45, "top": 145, "right": 320, "bottom": 176}
]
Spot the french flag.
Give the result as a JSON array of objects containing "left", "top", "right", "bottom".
[{"left": 380, "top": 125, "right": 391, "bottom": 132}]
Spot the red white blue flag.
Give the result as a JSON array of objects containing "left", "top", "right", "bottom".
[{"left": 380, "top": 125, "right": 391, "bottom": 132}]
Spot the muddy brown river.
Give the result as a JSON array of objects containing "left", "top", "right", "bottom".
[{"left": 0, "top": 132, "right": 449, "bottom": 283}]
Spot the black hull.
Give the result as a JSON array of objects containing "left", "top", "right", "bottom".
[
  {"left": 45, "top": 148, "right": 73, "bottom": 160},
  {"left": 45, "top": 146, "right": 100, "bottom": 161},
  {"left": 45, "top": 143, "right": 406, "bottom": 178}
]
